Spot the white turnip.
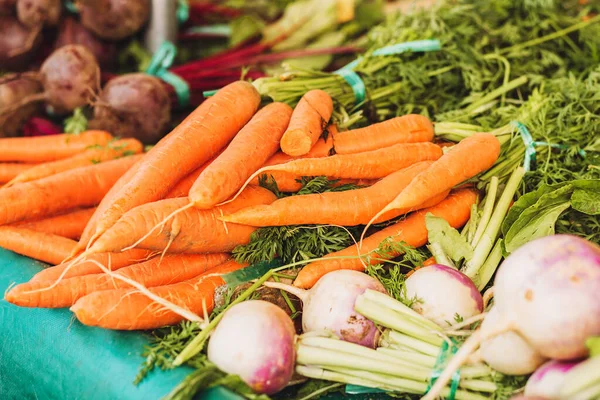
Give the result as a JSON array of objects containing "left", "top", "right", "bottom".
[
  {"left": 423, "top": 235, "right": 600, "bottom": 400},
  {"left": 88, "top": 73, "right": 171, "bottom": 144},
  {"left": 16, "top": 0, "right": 61, "bottom": 27},
  {"left": 77, "top": 0, "right": 150, "bottom": 41},
  {"left": 479, "top": 307, "right": 547, "bottom": 375},
  {"left": 525, "top": 360, "right": 579, "bottom": 399},
  {"left": 207, "top": 300, "right": 296, "bottom": 395},
  {"left": 55, "top": 16, "right": 117, "bottom": 69},
  {"left": 0, "top": 16, "right": 41, "bottom": 70},
  {"left": 405, "top": 264, "right": 483, "bottom": 327},
  {"left": 0, "top": 76, "right": 42, "bottom": 137},
  {"left": 264, "top": 270, "right": 387, "bottom": 348}
]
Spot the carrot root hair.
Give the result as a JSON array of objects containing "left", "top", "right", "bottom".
[{"left": 215, "top": 165, "right": 284, "bottom": 207}]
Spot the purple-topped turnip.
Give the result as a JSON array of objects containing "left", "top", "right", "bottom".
[
  {"left": 524, "top": 360, "right": 580, "bottom": 399},
  {"left": 207, "top": 300, "right": 296, "bottom": 395},
  {"left": 0, "top": 76, "right": 42, "bottom": 137},
  {"left": 264, "top": 270, "right": 387, "bottom": 348},
  {"left": 89, "top": 73, "right": 171, "bottom": 144},
  {"left": 405, "top": 264, "right": 483, "bottom": 327},
  {"left": 17, "top": 0, "right": 61, "bottom": 27},
  {"left": 77, "top": 0, "right": 150, "bottom": 41},
  {"left": 422, "top": 235, "right": 600, "bottom": 400}
]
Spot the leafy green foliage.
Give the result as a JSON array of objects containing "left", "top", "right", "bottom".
[
  {"left": 425, "top": 214, "right": 474, "bottom": 262},
  {"left": 64, "top": 107, "right": 88, "bottom": 134}
]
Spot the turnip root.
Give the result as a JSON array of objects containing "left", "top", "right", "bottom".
[
  {"left": 422, "top": 235, "right": 600, "bottom": 400},
  {"left": 77, "top": 0, "right": 150, "bottom": 41},
  {"left": 405, "top": 264, "right": 483, "bottom": 327},
  {"left": 55, "top": 16, "right": 116, "bottom": 69},
  {"left": 525, "top": 360, "right": 580, "bottom": 399},
  {"left": 207, "top": 300, "right": 296, "bottom": 395},
  {"left": 17, "top": 0, "right": 61, "bottom": 28},
  {"left": 0, "top": 17, "right": 41, "bottom": 70},
  {"left": 88, "top": 73, "right": 170, "bottom": 144},
  {"left": 0, "top": 76, "right": 42, "bottom": 137},
  {"left": 263, "top": 270, "right": 387, "bottom": 348},
  {"left": 479, "top": 307, "right": 547, "bottom": 375}
]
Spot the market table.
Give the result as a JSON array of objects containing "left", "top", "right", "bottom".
[{"left": 0, "top": 248, "right": 239, "bottom": 400}]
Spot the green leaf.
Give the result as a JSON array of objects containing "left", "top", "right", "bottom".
[
  {"left": 571, "top": 180, "right": 600, "bottom": 215},
  {"left": 222, "top": 259, "right": 282, "bottom": 287},
  {"left": 229, "top": 15, "right": 265, "bottom": 47},
  {"left": 587, "top": 337, "right": 600, "bottom": 357},
  {"left": 64, "top": 107, "right": 88, "bottom": 134},
  {"left": 425, "top": 214, "right": 473, "bottom": 263}
]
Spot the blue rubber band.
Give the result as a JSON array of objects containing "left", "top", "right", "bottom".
[
  {"left": 146, "top": 41, "right": 190, "bottom": 107},
  {"left": 340, "top": 39, "right": 442, "bottom": 71},
  {"left": 333, "top": 69, "right": 366, "bottom": 105}
]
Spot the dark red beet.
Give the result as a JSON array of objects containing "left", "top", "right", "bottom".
[
  {"left": 0, "top": 16, "right": 42, "bottom": 70},
  {"left": 40, "top": 44, "right": 100, "bottom": 114},
  {"left": 16, "top": 0, "right": 61, "bottom": 27},
  {"left": 89, "top": 73, "right": 171, "bottom": 144},
  {"left": 77, "top": 0, "right": 150, "bottom": 41},
  {"left": 0, "top": 76, "right": 43, "bottom": 137},
  {"left": 0, "top": 0, "right": 16, "bottom": 14},
  {"left": 55, "top": 16, "right": 116, "bottom": 69}
]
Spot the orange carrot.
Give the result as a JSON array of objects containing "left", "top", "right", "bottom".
[
  {"left": 0, "top": 227, "right": 76, "bottom": 265},
  {"left": 5, "top": 138, "right": 143, "bottom": 186},
  {"left": 71, "top": 259, "right": 247, "bottom": 330},
  {"left": 6, "top": 253, "right": 230, "bottom": 308},
  {"left": 0, "top": 130, "right": 113, "bottom": 162},
  {"left": 30, "top": 249, "right": 154, "bottom": 282},
  {"left": 332, "top": 115, "right": 434, "bottom": 154},
  {"left": 164, "top": 150, "right": 224, "bottom": 199},
  {"left": 366, "top": 133, "right": 500, "bottom": 227},
  {"left": 251, "top": 135, "right": 334, "bottom": 192},
  {"left": 0, "top": 163, "right": 37, "bottom": 183},
  {"left": 0, "top": 154, "right": 142, "bottom": 225},
  {"left": 293, "top": 189, "right": 478, "bottom": 288},
  {"left": 221, "top": 162, "right": 437, "bottom": 226},
  {"left": 280, "top": 90, "right": 333, "bottom": 157},
  {"left": 11, "top": 207, "right": 95, "bottom": 239},
  {"left": 80, "top": 81, "right": 261, "bottom": 251},
  {"left": 86, "top": 186, "right": 276, "bottom": 255},
  {"left": 190, "top": 102, "right": 293, "bottom": 209}
]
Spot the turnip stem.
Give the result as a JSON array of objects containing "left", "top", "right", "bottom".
[
  {"left": 476, "top": 239, "right": 504, "bottom": 291},
  {"left": 385, "top": 331, "right": 441, "bottom": 357},
  {"left": 471, "top": 177, "right": 499, "bottom": 247},
  {"left": 560, "top": 356, "right": 600, "bottom": 398},
  {"left": 428, "top": 242, "right": 456, "bottom": 269},
  {"left": 462, "top": 167, "right": 525, "bottom": 283}
]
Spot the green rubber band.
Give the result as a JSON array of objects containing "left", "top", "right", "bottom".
[
  {"left": 340, "top": 39, "right": 441, "bottom": 71},
  {"left": 177, "top": 0, "right": 189, "bottom": 24},
  {"left": 64, "top": 1, "right": 78, "bottom": 13},
  {"left": 425, "top": 339, "right": 461, "bottom": 400},
  {"left": 184, "top": 24, "right": 232, "bottom": 37},
  {"left": 333, "top": 69, "right": 366, "bottom": 105},
  {"left": 146, "top": 41, "right": 190, "bottom": 107},
  {"left": 203, "top": 89, "right": 218, "bottom": 98}
]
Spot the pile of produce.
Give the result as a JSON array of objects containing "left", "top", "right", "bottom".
[{"left": 0, "top": 1, "right": 599, "bottom": 400}]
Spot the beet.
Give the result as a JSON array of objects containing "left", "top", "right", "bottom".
[
  {"left": 55, "top": 16, "right": 116, "bottom": 69},
  {"left": 0, "top": 16, "right": 42, "bottom": 70},
  {"left": 0, "top": 76, "right": 43, "bottom": 137},
  {"left": 0, "top": 0, "right": 16, "bottom": 15},
  {"left": 89, "top": 73, "right": 171, "bottom": 144},
  {"left": 16, "top": 0, "right": 61, "bottom": 27},
  {"left": 40, "top": 44, "right": 100, "bottom": 114},
  {"left": 78, "top": 0, "right": 150, "bottom": 41}
]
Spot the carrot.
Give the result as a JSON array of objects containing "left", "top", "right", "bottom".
[
  {"left": 406, "top": 256, "right": 438, "bottom": 278},
  {"left": 6, "top": 253, "right": 230, "bottom": 308},
  {"left": 0, "top": 227, "right": 76, "bottom": 265},
  {"left": 0, "top": 130, "right": 113, "bottom": 162},
  {"left": 0, "top": 154, "right": 142, "bottom": 226},
  {"left": 0, "top": 163, "right": 37, "bottom": 183},
  {"left": 164, "top": 150, "right": 224, "bottom": 199},
  {"left": 79, "top": 81, "right": 260, "bottom": 251},
  {"left": 5, "top": 138, "right": 143, "bottom": 186},
  {"left": 29, "top": 249, "right": 154, "bottom": 283},
  {"left": 280, "top": 90, "right": 333, "bottom": 157},
  {"left": 332, "top": 114, "right": 434, "bottom": 154},
  {"left": 190, "top": 102, "right": 293, "bottom": 209},
  {"left": 11, "top": 207, "right": 95, "bottom": 239},
  {"left": 70, "top": 259, "right": 247, "bottom": 330},
  {"left": 293, "top": 189, "right": 478, "bottom": 289},
  {"left": 251, "top": 135, "right": 334, "bottom": 192},
  {"left": 86, "top": 186, "right": 276, "bottom": 255},
  {"left": 221, "top": 162, "right": 439, "bottom": 227}
]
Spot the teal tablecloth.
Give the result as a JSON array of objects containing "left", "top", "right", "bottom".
[{"left": 0, "top": 248, "right": 239, "bottom": 400}]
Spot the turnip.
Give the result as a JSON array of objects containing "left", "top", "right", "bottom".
[
  {"left": 524, "top": 360, "right": 579, "bottom": 399},
  {"left": 423, "top": 235, "right": 600, "bottom": 400},
  {"left": 0, "top": 76, "right": 42, "bottom": 137},
  {"left": 16, "top": 0, "right": 61, "bottom": 28},
  {"left": 479, "top": 307, "right": 547, "bottom": 375},
  {"left": 55, "top": 16, "right": 117, "bottom": 69},
  {"left": 77, "top": 0, "right": 150, "bottom": 41},
  {"left": 263, "top": 270, "right": 387, "bottom": 348},
  {"left": 207, "top": 300, "right": 296, "bottom": 395},
  {"left": 405, "top": 264, "right": 483, "bottom": 327},
  {"left": 88, "top": 73, "right": 171, "bottom": 144},
  {"left": 0, "top": 16, "right": 41, "bottom": 70}
]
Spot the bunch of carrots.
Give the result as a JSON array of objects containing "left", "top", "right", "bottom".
[{"left": 2, "top": 81, "right": 500, "bottom": 331}]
